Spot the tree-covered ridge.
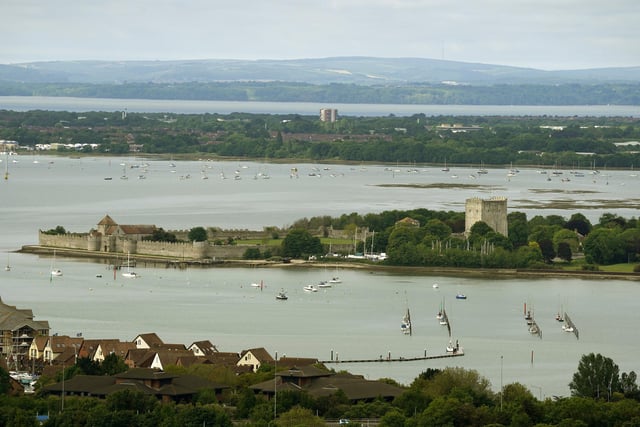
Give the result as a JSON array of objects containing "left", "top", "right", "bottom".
[
  {"left": 2, "top": 81, "right": 640, "bottom": 105},
  {"left": 1, "top": 110, "right": 639, "bottom": 169}
]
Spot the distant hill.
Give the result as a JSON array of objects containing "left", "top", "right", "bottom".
[{"left": 2, "top": 57, "right": 639, "bottom": 85}]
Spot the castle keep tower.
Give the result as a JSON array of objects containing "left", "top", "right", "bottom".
[{"left": 465, "top": 197, "right": 508, "bottom": 236}]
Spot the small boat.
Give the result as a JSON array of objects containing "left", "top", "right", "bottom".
[
  {"left": 456, "top": 293, "right": 467, "bottom": 300},
  {"left": 555, "top": 312, "right": 564, "bottom": 322},
  {"left": 303, "top": 284, "right": 318, "bottom": 292},
  {"left": 562, "top": 324, "right": 574, "bottom": 333},
  {"left": 103, "top": 177, "right": 113, "bottom": 181},
  {"left": 432, "top": 283, "right": 439, "bottom": 289},
  {"left": 328, "top": 277, "right": 342, "bottom": 284},
  {"left": 276, "top": 290, "right": 288, "bottom": 300},
  {"left": 401, "top": 308, "right": 412, "bottom": 335},
  {"left": 50, "top": 250, "right": 62, "bottom": 277},
  {"left": 122, "top": 252, "right": 138, "bottom": 278},
  {"left": 446, "top": 340, "right": 461, "bottom": 353},
  {"left": 317, "top": 281, "right": 332, "bottom": 288}
]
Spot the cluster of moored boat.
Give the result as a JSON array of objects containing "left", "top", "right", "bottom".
[{"left": 266, "top": 276, "right": 342, "bottom": 301}]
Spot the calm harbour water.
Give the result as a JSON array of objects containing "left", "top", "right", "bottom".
[
  {"left": 2, "top": 154, "right": 640, "bottom": 399},
  {"left": 2, "top": 95, "right": 640, "bottom": 117}
]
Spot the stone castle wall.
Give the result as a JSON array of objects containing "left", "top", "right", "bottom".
[
  {"left": 39, "top": 232, "right": 89, "bottom": 250},
  {"left": 39, "top": 231, "right": 249, "bottom": 260}
]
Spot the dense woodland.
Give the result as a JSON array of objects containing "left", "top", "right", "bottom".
[
  {"left": 2, "top": 81, "right": 640, "bottom": 105},
  {"left": 1, "top": 110, "right": 640, "bottom": 169},
  {"left": 1, "top": 352, "right": 639, "bottom": 426}
]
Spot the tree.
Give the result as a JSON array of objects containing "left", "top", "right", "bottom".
[
  {"left": 553, "top": 228, "right": 580, "bottom": 253},
  {"left": 0, "top": 366, "right": 10, "bottom": 394},
  {"left": 569, "top": 353, "right": 621, "bottom": 400},
  {"left": 538, "top": 239, "right": 556, "bottom": 263},
  {"left": 583, "top": 228, "right": 626, "bottom": 265},
  {"left": 281, "top": 229, "right": 323, "bottom": 258},
  {"left": 188, "top": 226, "right": 208, "bottom": 242},
  {"left": 565, "top": 213, "right": 592, "bottom": 236},
  {"left": 101, "top": 353, "right": 128, "bottom": 376},
  {"left": 557, "top": 242, "right": 573, "bottom": 262},
  {"left": 148, "top": 227, "right": 177, "bottom": 242},
  {"left": 276, "top": 406, "right": 325, "bottom": 427},
  {"left": 423, "top": 219, "right": 452, "bottom": 240},
  {"left": 620, "top": 371, "right": 639, "bottom": 398}
]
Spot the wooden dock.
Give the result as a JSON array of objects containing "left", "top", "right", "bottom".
[{"left": 320, "top": 351, "right": 464, "bottom": 364}]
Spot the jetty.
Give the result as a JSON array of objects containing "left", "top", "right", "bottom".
[{"left": 320, "top": 350, "right": 464, "bottom": 364}]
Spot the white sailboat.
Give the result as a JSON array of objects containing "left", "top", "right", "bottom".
[
  {"left": 401, "top": 292, "right": 412, "bottom": 335},
  {"left": 50, "top": 250, "right": 62, "bottom": 277},
  {"left": 401, "top": 307, "right": 412, "bottom": 335},
  {"left": 121, "top": 252, "right": 139, "bottom": 278}
]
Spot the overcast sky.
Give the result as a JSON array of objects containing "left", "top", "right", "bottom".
[{"left": 2, "top": 0, "right": 638, "bottom": 70}]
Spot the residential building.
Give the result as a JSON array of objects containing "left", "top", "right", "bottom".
[
  {"left": 320, "top": 108, "right": 338, "bottom": 123},
  {"left": 0, "top": 297, "right": 50, "bottom": 366},
  {"left": 238, "top": 347, "right": 274, "bottom": 372}
]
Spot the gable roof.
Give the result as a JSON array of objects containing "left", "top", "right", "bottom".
[
  {"left": 189, "top": 340, "right": 218, "bottom": 356},
  {"left": 207, "top": 352, "right": 240, "bottom": 367},
  {"left": 0, "top": 298, "right": 50, "bottom": 333},
  {"left": 97, "top": 215, "right": 117, "bottom": 226},
  {"left": 277, "top": 365, "right": 332, "bottom": 379},
  {"left": 307, "top": 373, "right": 404, "bottom": 401},
  {"left": 118, "top": 225, "right": 156, "bottom": 235},
  {"left": 43, "top": 368, "right": 230, "bottom": 400},
  {"left": 249, "top": 366, "right": 404, "bottom": 402},
  {"left": 133, "top": 333, "right": 164, "bottom": 348},
  {"left": 240, "top": 347, "right": 274, "bottom": 363},
  {"left": 277, "top": 357, "right": 320, "bottom": 369}
]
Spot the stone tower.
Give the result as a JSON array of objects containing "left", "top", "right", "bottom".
[{"left": 465, "top": 197, "right": 508, "bottom": 236}]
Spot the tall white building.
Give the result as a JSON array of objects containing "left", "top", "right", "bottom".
[{"left": 320, "top": 108, "right": 338, "bottom": 122}]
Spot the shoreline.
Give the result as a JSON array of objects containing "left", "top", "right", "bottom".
[{"left": 18, "top": 245, "right": 640, "bottom": 281}]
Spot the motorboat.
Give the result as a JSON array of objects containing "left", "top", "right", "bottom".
[
  {"left": 51, "top": 269, "right": 63, "bottom": 277},
  {"left": 328, "top": 277, "right": 342, "bottom": 284},
  {"left": 303, "top": 284, "right": 318, "bottom": 292},
  {"left": 317, "top": 281, "right": 332, "bottom": 288},
  {"left": 276, "top": 290, "right": 288, "bottom": 300},
  {"left": 432, "top": 283, "right": 439, "bottom": 289},
  {"left": 456, "top": 293, "right": 467, "bottom": 300}
]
